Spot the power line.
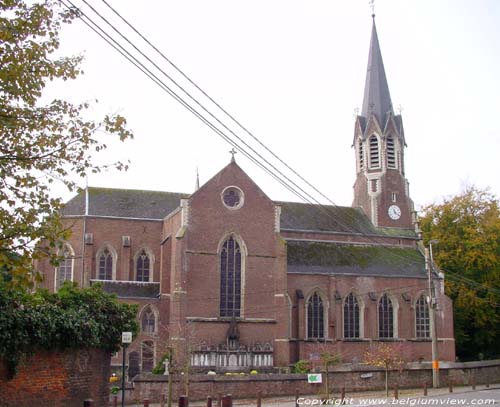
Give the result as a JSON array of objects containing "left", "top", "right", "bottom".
[
  {"left": 59, "top": 0, "right": 430, "bottom": 272},
  {"left": 59, "top": 0, "right": 316, "bottom": 208},
  {"left": 56, "top": 1, "right": 421, "bottom": 276}
]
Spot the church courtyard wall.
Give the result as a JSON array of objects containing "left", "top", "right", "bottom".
[{"left": 124, "top": 359, "right": 500, "bottom": 403}]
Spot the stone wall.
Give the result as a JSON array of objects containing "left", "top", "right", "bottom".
[
  {"left": 127, "top": 359, "right": 500, "bottom": 403},
  {"left": 0, "top": 348, "right": 111, "bottom": 407}
]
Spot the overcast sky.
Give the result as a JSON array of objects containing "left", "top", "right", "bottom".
[{"left": 46, "top": 0, "right": 500, "bottom": 210}]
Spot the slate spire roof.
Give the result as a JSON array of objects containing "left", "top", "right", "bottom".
[{"left": 361, "top": 16, "right": 393, "bottom": 125}]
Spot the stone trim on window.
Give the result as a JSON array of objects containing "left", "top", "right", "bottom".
[
  {"left": 306, "top": 290, "right": 327, "bottom": 339},
  {"left": 55, "top": 243, "right": 74, "bottom": 291},
  {"left": 96, "top": 244, "right": 117, "bottom": 281},
  {"left": 134, "top": 248, "right": 155, "bottom": 282}
]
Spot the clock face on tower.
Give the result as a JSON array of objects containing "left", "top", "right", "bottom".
[{"left": 388, "top": 205, "right": 401, "bottom": 220}]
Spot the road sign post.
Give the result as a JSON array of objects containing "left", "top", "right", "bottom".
[{"left": 121, "top": 332, "right": 132, "bottom": 407}]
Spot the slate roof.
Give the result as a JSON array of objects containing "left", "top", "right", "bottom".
[
  {"left": 62, "top": 187, "right": 189, "bottom": 220},
  {"left": 62, "top": 187, "right": 416, "bottom": 237},
  {"left": 361, "top": 18, "right": 393, "bottom": 126},
  {"left": 287, "top": 240, "right": 426, "bottom": 278}
]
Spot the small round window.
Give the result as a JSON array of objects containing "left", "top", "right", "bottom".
[{"left": 222, "top": 186, "right": 244, "bottom": 209}]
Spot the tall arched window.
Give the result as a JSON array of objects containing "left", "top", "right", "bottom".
[
  {"left": 415, "top": 295, "right": 430, "bottom": 338},
  {"left": 141, "top": 340, "right": 154, "bottom": 372},
  {"left": 55, "top": 244, "right": 73, "bottom": 290},
  {"left": 369, "top": 135, "right": 380, "bottom": 168},
  {"left": 98, "top": 247, "right": 114, "bottom": 280},
  {"left": 141, "top": 306, "right": 156, "bottom": 334},
  {"left": 378, "top": 294, "right": 394, "bottom": 338},
  {"left": 136, "top": 249, "right": 151, "bottom": 282},
  {"left": 387, "top": 135, "right": 396, "bottom": 169},
  {"left": 344, "top": 293, "right": 360, "bottom": 338},
  {"left": 358, "top": 139, "right": 364, "bottom": 170},
  {"left": 307, "top": 292, "right": 324, "bottom": 339},
  {"left": 220, "top": 236, "right": 242, "bottom": 317}
]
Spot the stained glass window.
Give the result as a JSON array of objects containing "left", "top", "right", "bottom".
[
  {"left": 344, "top": 293, "right": 360, "bottom": 338},
  {"left": 141, "top": 306, "right": 156, "bottom": 334},
  {"left": 307, "top": 292, "right": 324, "bottom": 339},
  {"left": 220, "top": 236, "right": 241, "bottom": 317},
  {"left": 378, "top": 294, "right": 394, "bottom": 338},
  {"left": 222, "top": 187, "right": 242, "bottom": 208},
  {"left": 136, "top": 250, "right": 150, "bottom": 282},
  {"left": 98, "top": 248, "right": 113, "bottom": 280}
]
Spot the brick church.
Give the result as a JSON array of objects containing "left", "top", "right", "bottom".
[{"left": 39, "top": 17, "right": 455, "bottom": 374}]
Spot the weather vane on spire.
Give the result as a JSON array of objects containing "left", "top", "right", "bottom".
[{"left": 369, "top": 0, "right": 375, "bottom": 17}]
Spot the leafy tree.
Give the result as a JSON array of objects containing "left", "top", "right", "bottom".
[
  {"left": 420, "top": 186, "right": 500, "bottom": 360},
  {"left": 363, "top": 343, "right": 404, "bottom": 396},
  {"left": 320, "top": 351, "right": 341, "bottom": 399},
  {"left": 0, "top": 0, "right": 133, "bottom": 284}
]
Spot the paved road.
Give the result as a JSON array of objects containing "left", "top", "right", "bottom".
[{"left": 142, "top": 385, "right": 500, "bottom": 407}]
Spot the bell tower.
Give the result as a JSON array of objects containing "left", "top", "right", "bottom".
[{"left": 352, "top": 15, "right": 414, "bottom": 229}]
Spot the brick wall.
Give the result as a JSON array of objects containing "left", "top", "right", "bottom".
[
  {"left": 126, "top": 359, "right": 500, "bottom": 403},
  {"left": 0, "top": 348, "right": 111, "bottom": 407}
]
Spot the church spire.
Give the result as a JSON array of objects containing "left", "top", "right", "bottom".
[{"left": 361, "top": 16, "right": 393, "bottom": 125}]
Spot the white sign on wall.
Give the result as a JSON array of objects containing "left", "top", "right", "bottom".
[{"left": 122, "top": 332, "right": 132, "bottom": 344}]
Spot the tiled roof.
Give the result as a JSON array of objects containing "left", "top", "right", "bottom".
[
  {"left": 287, "top": 240, "right": 426, "bottom": 278},
  {"left": 62, "top": 187, "right": 189, "bottom": 220}
]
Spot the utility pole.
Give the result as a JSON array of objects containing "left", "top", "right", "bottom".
[{"left": 426, "top": 243, "right": 440, "bottom": 388}]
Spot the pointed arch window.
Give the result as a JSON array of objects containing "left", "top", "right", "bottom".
[
  {"left": 387, "top": 136, "right": 396, "bottom": 169},
  {"left": 136, "top": 249, "right": 151, "bottom": 282},
  {"left": 141, "top": 340, "right": 154, "bottom": 372},
  {"left": 307, "top": 292, "right": 324, "bottom": 339},
  {"left": 98, "top": 247, "right": 113, "bottom": 280},
  {"left": 378, "top": 294, "right": 394, "bottom": 338},
  {"left": 415, "top": 295, "right": 430, "bottom": 338},
  {"left": 343, "top": 293, "right": 360, "bottom": 338},
  {"left": 220, "top": 236, "right": 242, "bottom": 317},
  {"left": 55, "top": 245, "right": 73, "bottom": 290},
  {"left": 369, "top": 135, "right": 380, "bottom": 168},
  {"left": 141, "top": 306, "right": 157, "bottom": 334}
]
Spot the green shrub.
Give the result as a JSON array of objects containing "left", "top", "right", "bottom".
[
  {"left": 152, "top": 353, "right": 170, "bottom": 374},
  {"left": 292, "top": 359, "right": 311, "bottom": 374},
  {"left": 0, "top": 282, "right": 138, "bottom": 378}
]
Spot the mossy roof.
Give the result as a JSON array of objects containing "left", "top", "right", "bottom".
[
  {"left": 287, "top": 240, "right": 426, "bottom": 278},
  {"left": 278, "top": 201, "right": 416, "bottom": 237},
  {"left": 62, "top": 187, "right": 189, "bottom": 220},
  {"left": 90, "top": 280, "right": 160, "bottom": 298}
]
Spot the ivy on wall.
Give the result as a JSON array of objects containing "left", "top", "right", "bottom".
[{"left": 0, "top": 282, "right": 138, "bottom": 378}]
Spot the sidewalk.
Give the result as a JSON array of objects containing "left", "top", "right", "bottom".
[{"left": 140, "top": 383, "right": 499, "bottom": 407}]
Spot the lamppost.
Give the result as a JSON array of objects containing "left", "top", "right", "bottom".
[{"left": 427, "top": 240, "right": 439, "bottom": 388}]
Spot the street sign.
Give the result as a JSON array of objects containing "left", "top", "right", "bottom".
[
  {"left": 307, "top": 373, "right": 322, "bottom": 384},
  {"left": 122, "top": 332, "right": 132, "bottom": 344}
]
